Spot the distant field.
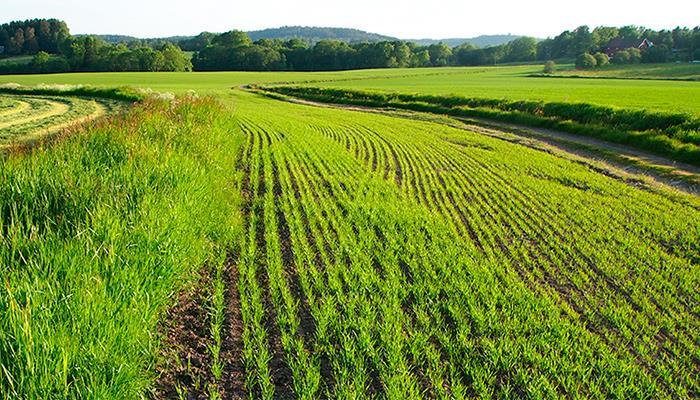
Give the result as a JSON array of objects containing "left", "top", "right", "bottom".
[
  {"left": 299, "top": 66, "right": 700, "bottom": 116},
  {"left": 549, "top": 63, "right": 700, "bottom": 81},
  {"left": 1, "top": 66, "right": 698, "bottom": 115}
]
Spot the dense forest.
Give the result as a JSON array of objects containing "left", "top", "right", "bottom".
[
  {"left": 0, "top": 19, "right": 192, "bottom": 73},
  {"left": 2, "top": 19, "right": 700, "bottom": 74}
]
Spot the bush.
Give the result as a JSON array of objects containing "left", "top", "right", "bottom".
[
  {"left": 612, "top": 50, "right": 631, "bottom": 64},
  {"left": 628, "top": 48, "right": 642, "bottom": 64},
  {"left": 593, "top": 52, "right": 609, "bottom": 67},
  {"left": 543, "top": 60, "right": 556, "bottom": 74},
  {"left": 642, "top": 45, "right": 669, "bottom": 63},
  {"left": 575, "top": 53, "right": 597, "bottom": 69}
]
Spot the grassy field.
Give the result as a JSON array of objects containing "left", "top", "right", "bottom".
[
  {"left": 547, "top": 63, "right": 700, "bottom": 81},
  {"left": 294, "top": 66, "right": 700, "bottom": 116},
  {"left": 264, "top": 85, "right": 700, "bottom": 166},
  {"left": 227, "top": 91, "right": 700, "bottom": 398},
  {"left": 1, "top": 66, "right": 699, "bottom": 398},
  {"left": 0, "top": 96, "right": 244, "bottom": 398},
  {"left": 1, "top": 66, "right": 698, "bottom": 115}
]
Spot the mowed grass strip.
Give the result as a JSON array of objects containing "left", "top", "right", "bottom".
[
  {"left": 0, "top": 95, "right": 126, "bottom": 147},
  {"left": 233, "top": 91, "right": 699, "bottom": 399},
  {"left": 0, "top": 97, "right": 30, "bottom": 117},
  {"left": 0, "top": 96, "right": 244, "bottom": 398}
]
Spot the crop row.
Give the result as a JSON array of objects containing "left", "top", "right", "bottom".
[
  {"left": 260, "top": 86, "right": 700, "bottom": 166},
  {"left": 232, "top": 92, "right": 700, "bottom": 398}
]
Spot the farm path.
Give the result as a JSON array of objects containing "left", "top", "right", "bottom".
[{"left": 459, "top": 116, "right": 700, "bottom": 191}]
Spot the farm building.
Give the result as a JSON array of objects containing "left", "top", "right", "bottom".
[{"left": 604, "top": 38, "right": 653, "bottom": 57}]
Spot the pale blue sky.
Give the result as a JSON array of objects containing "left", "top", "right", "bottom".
[{"left": 5, "top": 0, "right": 698, "bottom": 39}]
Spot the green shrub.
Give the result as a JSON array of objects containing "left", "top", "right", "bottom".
[
  {"left": 628, "top": 48, "right": 642, "bottom": 63},
  {"left": 543, "top": 60, "right": 556, "bottom": 74},
  {"left": 612, "top": 50, "right": 631, "bottom": 64},
  {"left": 575, "top": 53, "right": 597, "bottom": 69},
  {"left": 593, "top": 52, "right": 610, "bottom": 67}
]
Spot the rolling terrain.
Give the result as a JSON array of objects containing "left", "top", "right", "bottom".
[{"left": 1, "top": 65, "right": 699, "bottom": 399}]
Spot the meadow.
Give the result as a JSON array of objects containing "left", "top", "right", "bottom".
[
  {"left": 0, "top": 66, "right": 699, "bottom": 399},
  {"left": 2, "top": 65, "right": 698, "bottom": 114},
  {"left": 546, "top": 62, "right": 700, "bottom": 81}
]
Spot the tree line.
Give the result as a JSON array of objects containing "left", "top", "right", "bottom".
[
  {"left": 190, "top": 33, "right": 544, "bottom": 71},
  {"left": 537, "top": 25, "right": 700, "bottom": 63},
  {"left": 0, "top": 19, "right": 192, "bottom": 73},
  {"left": 191, "top": 26, "right": 700, "bottom": 71},
  {"left": 2, "top": 18, "right": 700, "bottom": 74}
]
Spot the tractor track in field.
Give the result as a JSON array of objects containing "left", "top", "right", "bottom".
[
  {"left": 155, "top": 256, "right": 247, "bottom": 400},
  {"left": 248, "top": 123, "right": 297, "bottom": 399},
  {"left": 156, "top": 270, "right": 214, "bottom": 400},
  {"left": 219, "top": 259, "right": 247, "bottom": 400},
  {"left": 273, "top": 91, "right": 691, "bottom": 393},
  {"left": 255, "top": 89, "right": 700, "bottom": 197}
]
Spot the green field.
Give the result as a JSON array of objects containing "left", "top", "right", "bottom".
[
  {"left": 2, "top": 66, "right": 698, "bottom": 115},
  {"left": 294, "top": 66, "right": 700, "bottom": 116},
  {"left": 1, "top": 67, "right": 699, "bottom": 399},
  {"left": 549, "top": 63, "right": 700, "bottom": 81}
]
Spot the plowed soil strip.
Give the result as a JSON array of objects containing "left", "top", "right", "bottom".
[
  {"left": 156, "top": 271, "right": 213, "bottom": 400},
  {"left": 219, "top": 260, "right": 247, "bottom": 399}
]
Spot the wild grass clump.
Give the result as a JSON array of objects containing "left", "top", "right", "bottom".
[
  {"left": 0, "top": 96, "right": 243, "bottom": 398},
  {"left": 265, "top": 86, "right": 700, "bottom": 165}
]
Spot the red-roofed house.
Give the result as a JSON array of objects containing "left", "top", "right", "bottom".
[{"left": 604, "top": 38, "right": 654, "bottom": 57}]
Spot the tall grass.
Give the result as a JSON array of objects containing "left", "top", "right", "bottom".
[
  {"left": 263, "top": 85, "right": 700, "bottom": 165},
  {"left": 0, "top": 96, "right": 243, "bottom": 399}
]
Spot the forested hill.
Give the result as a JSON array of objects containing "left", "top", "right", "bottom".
[
  {"left": 411, "top": 34, "right": 525, "bottom": 48},
  {"left": 85, "top": 34, "right": 192, "bottom": 44},
  {"left": 90, "top": 30, "right": 520, "bottom": 48},
  {"left": 247, "top": 26, "right": 397, "bottom": 43}
]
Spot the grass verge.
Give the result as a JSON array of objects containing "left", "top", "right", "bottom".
[{"left": 0, "top": 95, "right": 243, "bottom": 399}]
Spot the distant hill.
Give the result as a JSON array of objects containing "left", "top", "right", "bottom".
[
  {"left": 247, "top": 26, "right": 397, "bottom": 43},
  {"left": 84, "top": 34, "right": 193, "bottom": 44},
  {"left": 86, "top": 31, "right": 526, "bottom": 49},
  {"left": 411, "top": 35, "right": 525, "bottom": 48}
]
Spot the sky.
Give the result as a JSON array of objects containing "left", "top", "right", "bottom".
[{"left": 4, "top": 0, "right": 698, "bottom": 39}]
